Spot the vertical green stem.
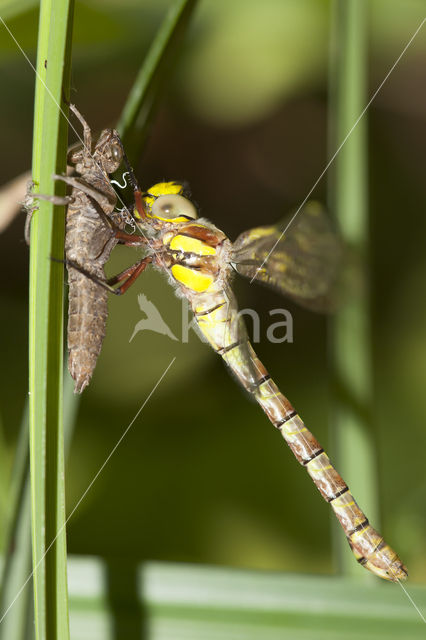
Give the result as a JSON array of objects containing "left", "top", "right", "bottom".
[
  {"left": 329, "top": 0, "right": 378, "bottom": 579},
  {"left": 0, "top": 407, "right": 31, "bottom": 640},
  {"left": 29, "top": 0, "right": 74, "bottom": 637},
  {"left": 116, "top": 0, "right": 198, "bottom": 160}
]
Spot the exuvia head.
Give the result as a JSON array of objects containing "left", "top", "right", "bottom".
[
  {"left": 100, "top": 130, "right": 124, "bottom": 173},
  {"left": 141, "top": 181, "right": 198, "bottom": 224},
  {"left": 69, "top": 129, "right": 124, "bottom": 175}
]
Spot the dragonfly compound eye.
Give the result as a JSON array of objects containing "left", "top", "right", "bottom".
[{"left": 151, "top": 194, "right": 198, "bottom": 220}]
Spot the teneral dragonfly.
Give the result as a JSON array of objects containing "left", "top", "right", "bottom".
[
  {"left": 28, "top": 105, "right": 133, "bottom": 393},
  {"left": 71, "top": 174, "right": 408, "bottom": 581}
]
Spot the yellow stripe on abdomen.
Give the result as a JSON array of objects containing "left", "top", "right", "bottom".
[{"left": 171, "top": 264, "right": 214, "bottom": 292}]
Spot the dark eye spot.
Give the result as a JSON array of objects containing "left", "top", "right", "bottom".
[{"left": 111, "top": 144, "right": 122, "bottom": 161}]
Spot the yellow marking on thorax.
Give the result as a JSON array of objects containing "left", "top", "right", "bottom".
[
  {"left": 171, "top": 264, "right": 214, "bottom": 292},
  {"left": 169, "top": 234, "right": 216, "bottom": 256}
]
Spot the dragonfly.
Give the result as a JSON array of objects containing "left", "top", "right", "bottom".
[
  {"left": 60, "top": 164, "right": 407, "bottom": 581},
  {"left": 28, "top": 105, "right": 134, "bottom": 393}
]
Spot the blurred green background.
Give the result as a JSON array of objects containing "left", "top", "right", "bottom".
[{"left": 0, "top": 0, "right": 425, "bottom": 585}]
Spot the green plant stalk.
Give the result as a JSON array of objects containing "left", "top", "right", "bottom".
[
  {"left": 116, "top": 0, "right": 198, "bottom": 160},
  {"left": 0, "top": 373, "right": 77, "bottom": 640},
  {"left": 0, "top": 480, "right": 31, "bottom": 640},
  {"left": 328, "top": 0, "right": 378, "bottom": 579},
  {"left": 0, "top": 405, "right": 31, "bottom": 640},
  {"left": 29, "top": 0, "right": 74, "bottom": 637}
]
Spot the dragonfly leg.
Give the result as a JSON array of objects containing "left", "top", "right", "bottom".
[
  {"left": 106, "top": 257, "right": 153, "bottom": 294},
  {"left": 25, "top": 190, "right": 72, "bottom": 245},
  {"left": 34, "top": 192, "right": 71, "bottom": 206},
  {"left": 54, "top": 256, "right": 152, "bottom": 295}
]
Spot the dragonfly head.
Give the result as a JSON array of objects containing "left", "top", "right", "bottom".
[{"left": 138, "top": 181, "right": 198, "bottom": 226}]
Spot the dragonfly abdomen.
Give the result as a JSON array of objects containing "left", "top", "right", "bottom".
[
  {"left": 251, "top": 354, "right": 407, "bottom": 581},
  {"left": 193, "top": 288, "right": 407, "bottom": 581}
]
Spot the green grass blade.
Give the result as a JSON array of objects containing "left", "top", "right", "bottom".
[
  {"left": 0, "top": 405, "right": 30, "bottom": 637},
  {"left": 0, "top": 480, "right": 32, "bottom": 640},
  {"left": 0, "top": 373, "right": 78, "bottom": 640},
  {"left": 0, "top": 406, "right": 32, "bottom": 640},
  {"left": 29, "top": 0, "right": 74, "bottom": 637},
  {"left": 328, "top": 0, "right": 376, "bottom": 579},
  {"left": 0, "top": 411, "right": 11, "bottom": 551},
  {"left": 0, "top": 405, "right": 28, "bottom": 576},
  {"left": 116, "top": 0, "right": 198, "bottom": 157}
]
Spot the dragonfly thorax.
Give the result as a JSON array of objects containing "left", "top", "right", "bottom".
[{"left": 158, "top": 221, "right": 231, "bottom": 295}]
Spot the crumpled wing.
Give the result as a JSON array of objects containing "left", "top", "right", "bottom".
[{"left": 231, "top": 201, "right": 341, "bottom": 312}]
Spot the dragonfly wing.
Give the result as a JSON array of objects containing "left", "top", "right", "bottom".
[{"left": 231, "top": 201, "right": 341, "bottom": 311}]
